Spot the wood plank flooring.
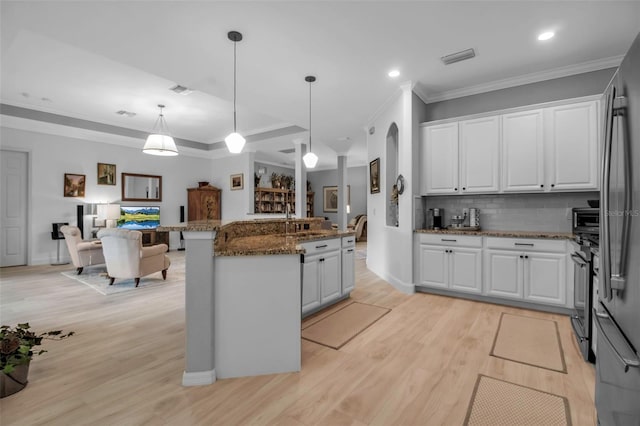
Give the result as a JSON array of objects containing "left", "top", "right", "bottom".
[{"left": 0, "top": 243, "right": 596, "bottom": 425}]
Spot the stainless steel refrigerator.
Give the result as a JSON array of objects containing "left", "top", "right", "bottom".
[{"left": 596, "top": 31, "right": 640, "bottom": 425}]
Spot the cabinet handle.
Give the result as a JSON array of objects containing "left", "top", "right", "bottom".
[
  {"left": 514, "top": 243, "right": 534, "bottom": 247},
  {"left": 347, "top": 249, "right": 354, "bottom": 253},
  {"left": 540, "top": 184, "right": 544, "bottom": 188},
  {"left": 525, "top": 255, "right": 529, "bottom": 259},
  {"left": 520, "top": 255, "right": 523, "bottom": 259},
  {"left": 315, "top": 244, "right": 328, "bottom": 249},
  {"left": 347, "top": 239, "right": 354, "bottom": 243},
  {"left": 462, "top": 187, "right": 466, "bottom": 191},
  {"left": 454, "top": 187, "right": 458, "bottom": 191},
  {"left": 320, "top": 258, "right": 325, "bottom": 262},
  {"left": 551, "top": 184, "right": 555, "bottom": 188},
  {"left": 441, "top": 239, "right": 457, "bottom": 242}
]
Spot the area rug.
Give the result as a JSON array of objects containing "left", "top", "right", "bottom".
[
  {"left": 490, "top": 312, "right": 566, "bottom": 373},
  {"left": 301, "top": 302, "right": 390, "bottom": 349},
  {"left": 61, "top": 270, "right": 167, "bottom": 295},
  {"left": 464, "top": 375, "right": 572, "bottom": 426}
]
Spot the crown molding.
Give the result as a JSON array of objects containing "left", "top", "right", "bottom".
[{"left": 422, "top": 55, "right": 623, "bottom": 104}]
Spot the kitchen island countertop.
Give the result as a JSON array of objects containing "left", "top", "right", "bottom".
[{"left": 415, "top": 228, "right": 575, "bottom": 240}]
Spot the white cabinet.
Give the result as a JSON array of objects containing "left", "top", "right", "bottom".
[
  {"left": 460, "top": 116, "right": 500, "bottom": 193},
  {"left": 320, "top": 250, "right": 341, "bottom": 302},
  {"left": 417, "top": 234, "right": 482, "bottom": 294},
  {"left": 545, "top": 100, "right": 599, "bottom": 191},
  {"left": 484, "top": 238, "right": 567, "bottom": 306},
  {"left": 302, "top": 255, "right": 321, "bottom": 313},
  {"left": 421, "top": 123, "right": 459, "bottom": 194},
  {"left": 501, "top": 109, "right": 545, "bottom": 192},
  {"left": 342, "top": 239, "right": 355, "bottom": 294}
]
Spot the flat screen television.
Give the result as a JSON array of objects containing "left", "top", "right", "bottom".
[{"left": 117, "top": 206, "right": 160, "bottom": 230}]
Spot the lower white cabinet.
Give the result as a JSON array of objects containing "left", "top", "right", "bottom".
[
  {"left": 301, "top": 236, "right": 355, "bottom": 316},
  {"left": 484, "top": 238, "right": 567, "bottom": 306},
  {"left": 418, "top": 238, "right": 482, "bottom": 294}
]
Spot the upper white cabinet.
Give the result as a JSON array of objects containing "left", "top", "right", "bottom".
[
  {"left": 420, "top": 97, "right": 600, "bottom": 195},
  {"left": 544, "top": 101, "right": 599, "bottom": 191},
  {"left": 501, "top": 109, "right": 545, "bottom": 192},
  {"left": 460, "top": 116, "right": 500, "bottom": 193},
  {"left": 421, "top": 123, "right": 459, "bottom": 194}
]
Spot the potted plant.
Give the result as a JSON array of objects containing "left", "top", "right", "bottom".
[{"left": 1, "top": 323, "right": 74, "bottom": 398}]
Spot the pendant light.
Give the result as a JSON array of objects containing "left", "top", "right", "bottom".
[
  {"left": 225, "top": 31, "right": 246, "bottom": 154},
  {"left": 143, "top": 104, "right": 178, "bottom": 156},
  {"left": 303, "top": 75, "right": 318, "bottom": 169}
]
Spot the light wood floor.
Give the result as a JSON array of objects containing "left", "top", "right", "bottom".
[{"left": 0, "top": 243, "right": 596, "bottom": 425}]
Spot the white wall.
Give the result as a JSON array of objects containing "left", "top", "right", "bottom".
[
  {"left": 307, "top": 166, "right": 367, "bottom": 222},
  {"left": 208, "top": 152, "right": 254, "bottom": 220},
  {"left": 365, "top": 83, "right": 415, "bottom": 294},
  {"left": 1, "top": 127, "right": 214, "bottom": 264}
]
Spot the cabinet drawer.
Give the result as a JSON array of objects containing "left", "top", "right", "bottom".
[
  {"left": 485, "top": 237, "right": 566, "bottom": 253},
  {"left": 342, "top": 236, "right": 356, "bottom": 248},
  {"left": 418, "top": 233, "right": 482, "bottom": 248},
  {"left": 300, "top": 238, "right": 341, "bottom": 255}
]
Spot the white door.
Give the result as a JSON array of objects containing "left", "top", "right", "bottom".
[
  {"left": 545, "top": 100, "right": 599, "bottom": 191},
  {"left": 320, "top": 250, "right": 341, "bottom": 303},
  {"left": 302, "top": 255, "right": 321, "bottom": 314},
  {"left": 485, "top": 250, "right": 523, "bottom": 299},
  {"left": 1, "top": 150, "right": 28, "bottom": 267},
  {"left": 524, "top": 252, "right": 566, "bottom": 306},
  {"left": 419, "top": 245, "right": 448, "bottom": 288},
  {"left": 502, "top": 109, "right": 545, "bottom": 192},
  {"left": 342, "top": 248, "right": 355, "bottom": 293},
  {"left": 460, "top": 116, "right": 500, "bottom": 193},
  {"left": 422, "top": 123, "right": 459, "bottom": 194},
  {"left": 449, "top": 247, "right": 482, "bottom": 293}
]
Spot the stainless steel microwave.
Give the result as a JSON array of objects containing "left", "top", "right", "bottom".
[{"left": 572, "top": 207, "right": 600, "bottom": 235}]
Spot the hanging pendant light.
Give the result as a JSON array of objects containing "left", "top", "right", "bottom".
[
  {"left": 225, "top": 31, "right": 246, "bottom": 154},
  {"left": 303, "top": 75, "right": 318, "bottom": 168},
  {"left": 143, "top": 104, "right": 178, "bottom": 156}
]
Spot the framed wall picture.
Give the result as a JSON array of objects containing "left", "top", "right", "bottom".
[
  {"left": 97, "top": 163, "right": 116, "bottom": 185},
  {"left": 230, "top": 173, "right": 244, "bottom": 190},
  {"left": 64, "top": 173, "right": 86, "bottom": 198},
  {"left": 369, "top": 157, "right": 380, "bottom": 194},
  {"left": 323, "top": 185, "right": 350, "bottom": 213}
]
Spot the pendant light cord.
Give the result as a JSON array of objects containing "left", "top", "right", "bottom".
[
  {"left": 308, "top": 80, "right": 312, "bottom": 151},
  {"left": 233, "top": 40, "right": 237, "bottom": 132}
]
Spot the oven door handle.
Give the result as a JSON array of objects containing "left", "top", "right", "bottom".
[{"left": 570, "top": 315, "right": 586, "bottom": 343}]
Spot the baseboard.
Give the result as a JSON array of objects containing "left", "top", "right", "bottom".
[
  {"left": 182, "top": 368, "right": 216, "bottom": 387},
  {"left": 366, "top": 261, "right": 415, "bottom": 295}
]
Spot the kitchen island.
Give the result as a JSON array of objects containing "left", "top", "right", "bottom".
[{"left": 157, "top": 218, "right": 355, "bottom": 386}]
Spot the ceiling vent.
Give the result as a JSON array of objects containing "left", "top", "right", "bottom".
[
  {"left": 441, "top": 48, "right": 476, "bottom": 65},
  {"left": 170, "top": 84, "right": 194, "bottom": 95},
  {"left": 279, "top": 148, "right": 296, "bottom": 154},
  {"left": 116, "top": 110, "right": 136, "bottom": 117}
]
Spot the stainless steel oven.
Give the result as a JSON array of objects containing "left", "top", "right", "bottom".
[{"left": 572, "top": 207, "right": 599, "bottom": 235}]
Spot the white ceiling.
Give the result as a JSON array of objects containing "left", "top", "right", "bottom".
[{"left": 1, "top": 1, "right": 639, "bottom": 169}]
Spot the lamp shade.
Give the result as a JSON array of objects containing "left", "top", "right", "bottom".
[
  {"left": 225, "top": 132, "right": 246, "bottom": 154},
  {"left": 143, "top": 134, "right": 178, "bottom": 156},
  {"left": 303, "top": 151, "right": 318, "bottom": 169}
]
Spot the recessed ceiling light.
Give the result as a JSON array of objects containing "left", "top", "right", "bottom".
[
  {"left": 388, "top": 70, "right": 400, "bottom": 78},
  {"left": 538, "top": 31, "right": 555, "bottom": 41}
]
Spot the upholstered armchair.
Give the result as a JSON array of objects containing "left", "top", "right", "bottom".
[
  {"left": 97, "top": 228, "right": 170, "bottom": 287},
  {"left": 60, "top": 225, "right": 105, "bottom": 274},
  {"left": 347, "top": 215, "right": 367, "bottom": 242}
]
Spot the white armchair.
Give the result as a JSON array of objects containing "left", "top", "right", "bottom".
[
  {"left": 97, "top": 228, "right": 170, "bottom": 287},
  {"left": 60, "top": 225, "right": 105, "bottom": 274}
]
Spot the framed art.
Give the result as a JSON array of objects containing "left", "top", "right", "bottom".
[
  {"left": 323, "top": 185, "right": 350, "bottom": 213},
  {"left": 64, "top": 173, "right": 86, "bottom": 198},
  {"left": 369, "top": 157, "right": 380, "bottom": 194},
  {"left": 230, "top": 173, "right": 244, "bottom": 190},
  {"left": 97, "top": 163, "right": 116, "bottom": 185}
]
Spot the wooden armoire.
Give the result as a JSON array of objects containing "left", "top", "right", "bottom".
[{"left": 187, "top": 185, "right": 221, "bottom": 221}]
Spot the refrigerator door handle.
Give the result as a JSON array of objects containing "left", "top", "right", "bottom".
[
  {"left": 601, "top": 84, "right": 615, "bottom": 301},
  {"left": 611, "top": 95, "right": 631, "bottom": 291},
  {"left": 593, "top": 308, "right": 640, "bottom": 372}
]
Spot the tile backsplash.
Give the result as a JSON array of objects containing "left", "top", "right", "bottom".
[{"left": 418, "top": 192, "right": 598, "bottom": 232}]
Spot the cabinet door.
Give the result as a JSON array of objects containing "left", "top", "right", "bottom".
[
  {"left": 320, "top": 250, "right": 341, "bottom": 303},
  {"left": 449, "top": 247, "right": 482, "bottom": 293},
  {"left": 545, "top": 101, "right": 599, "bottom": 191},
  {"left": 485, "top": 250, "right": 523, "bottom": 299},
  {"left": 524, "top": 252, "right": 566, "bottom": 306},
  {"left": 460, "top": 116, "right": 500, "bottom": 193},
  {"left": 422, "top": 123, "right": 459, "bottom": 194},
  {"left": 302, "top": 255, "right": 321, "bottom": 314},
  {"left": 502, "top": 109, "right": 545, "bottom": 192},
  {"left": 418, "top": 245, "right": 448, "bottom": 288},
  {"left": 342, "top": 248, "right": 355, "bottom": 294}
]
